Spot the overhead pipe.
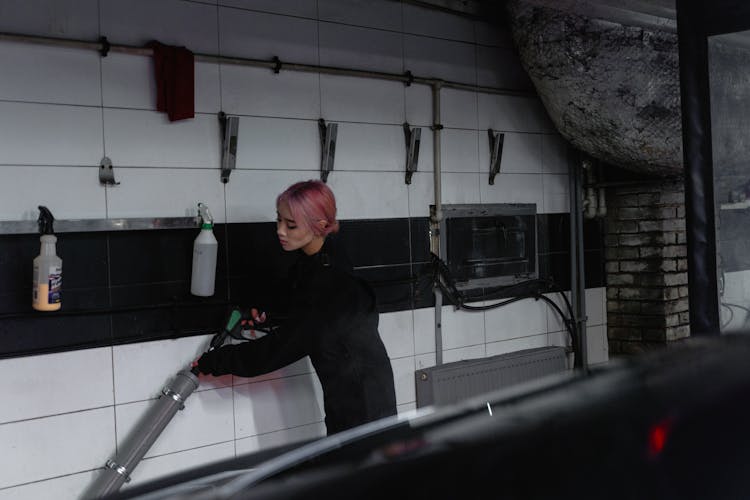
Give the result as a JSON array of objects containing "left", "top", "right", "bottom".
[{"left": 0, "top": 31, "right": 532, "bottom": 99}]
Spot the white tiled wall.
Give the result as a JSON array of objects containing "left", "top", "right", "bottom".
[{"left": 0, "top": 1, "right": 606, "bottom": 498}]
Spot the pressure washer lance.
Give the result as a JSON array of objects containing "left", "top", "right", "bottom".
[{"left": 83, "top": 309, "right": 243, "bottom": 499}]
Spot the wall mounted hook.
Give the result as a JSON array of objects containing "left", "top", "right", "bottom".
[
  {"left": 488, "top": 129, "right": 505, "bottom": 185},
  {"left": 403, "top": 122, "right": 422, "bottom": 185},
  {"left": 99, "top": 157, "right": 120, "bottom": 186},
  {"left": 318, "top": 118, "right": 338, "bottom": 183}
]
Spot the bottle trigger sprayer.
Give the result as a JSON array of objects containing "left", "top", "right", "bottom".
[
  {"left": 33, "top": 206, "right": 62, "bottom": 311},
  {"left": 191, "top": 202, "right": 218, "bottom": 297}
]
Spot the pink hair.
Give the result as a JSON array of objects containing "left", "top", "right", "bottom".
[{"left": 277, "top": 180, "right": 340, "bottom": 237}]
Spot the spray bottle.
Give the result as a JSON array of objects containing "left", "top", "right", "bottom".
[
  {"left": 190, "top": 203, "right": 218, "bottom": 297},
  {"left": 32, "top": 206, "right": 62, "bottom": 311}
]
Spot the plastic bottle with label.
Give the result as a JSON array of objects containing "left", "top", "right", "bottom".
[
  {"left": 190, "top": 203, "right": 218, "bottom": 297},
  {"left": 32, "top": 206, "right": 62, "bottom": 311}
]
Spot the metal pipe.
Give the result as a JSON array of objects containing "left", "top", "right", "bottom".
[
  {"left": 82, "top": 370, "right": 200, "bottom": 499},
  {"left": 0, "top": 30, "right": 532, "bottom": 98},
  {"left": 568, "top": 149, "right": 588, "bottom": 372},
  {"left": 431, "top": 82, "right": 444, "bottom": 366}
]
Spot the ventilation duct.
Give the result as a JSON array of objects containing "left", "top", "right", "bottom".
[{"left": 504, "top": 0, "right": 682, "bottom": 176}]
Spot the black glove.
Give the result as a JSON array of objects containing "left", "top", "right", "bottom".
[{"left": 195, "top": 350, "right": 219, "bottom": 375}]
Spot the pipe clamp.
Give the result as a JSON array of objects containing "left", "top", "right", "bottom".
[
  {"left": 162, "top": 387, "right": 186, "bottom": 409},
  {"left": 105, "top": 460, "right": 131, "bottom": 483}
]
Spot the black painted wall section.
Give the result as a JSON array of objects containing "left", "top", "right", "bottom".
[{"left": 0, "top": 215, "right": 605, "bottom": 359}]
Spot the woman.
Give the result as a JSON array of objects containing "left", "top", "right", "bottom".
[{"left": 196, "top": 180, "right": 397, "bottom": 435}]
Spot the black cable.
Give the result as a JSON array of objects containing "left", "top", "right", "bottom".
[{"left": 429, "top": 252, "right": 580, "bottom": 364}]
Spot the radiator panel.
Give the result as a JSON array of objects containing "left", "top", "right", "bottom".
[{"left": 415, "top": 346, "right": 568, "bottom": 408}]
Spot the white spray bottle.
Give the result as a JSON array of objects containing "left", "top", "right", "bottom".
[
  {"left": 32, "top": 206, "right": 62, "bottom": 311},
  {"left": 190, "top": 203, "right": 218, "bottom": 297}
]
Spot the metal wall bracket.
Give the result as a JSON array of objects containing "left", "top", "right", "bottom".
[
  {"left": 219, "top": 112, "right": 239, "bottom": 184},
  {"left": 488, "top": 129, "right": 505, "bottom": 185},
  {"left": 99, "top": 157, "right": 120, "bottom": 186},
  {"left": 318, "top": 118, "right": 338, "bottom": 183},
  {"left": 403, "top": 122, "right": 422, "bottom": 185}
]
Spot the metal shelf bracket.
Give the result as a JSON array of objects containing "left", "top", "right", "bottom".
[
  {"left": 318, "top": 118, "right": 338, "bottom": 183},
  {"left": 488, "top": 129, "right": 505, "bottom": 185},
  {"left": 219, "top": 112, "right": 239, "bottom": 184},
  {"left": 403, "top": 122, "right": 422, "bottom": 185}
]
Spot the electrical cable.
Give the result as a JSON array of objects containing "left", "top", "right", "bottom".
[{"left": 429, "top": 252, "right": 580, "bottom": 364}]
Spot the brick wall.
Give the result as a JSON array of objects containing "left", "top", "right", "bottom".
[{"left": 605, "top": 179, "right": 690, "bottom": 354}]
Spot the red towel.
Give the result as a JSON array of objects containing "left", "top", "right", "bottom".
[{"left": 148, "top": 41, "right": 195, "bottom": 121}]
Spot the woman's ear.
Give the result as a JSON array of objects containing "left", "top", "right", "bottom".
[{"left": 317, "top": 219, "right": 328, "bottom": 230}]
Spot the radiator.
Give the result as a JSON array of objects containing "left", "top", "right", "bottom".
[{"left": 415, "top": 346, "right": 569, "bottom": 408}]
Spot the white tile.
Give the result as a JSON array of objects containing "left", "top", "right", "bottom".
[
  {"left": 319, "top": 23, "right": 403, "bottom": 73},
  {"left": 320, "top": 75, "right": 405, "bottom": 124},
  {"left": 100, "top": 0, "right": 219, "bottom": 54},
  {"left": 477, "top": 94, "right": 556, "bottom": 133},
  {"left": 441, "top": 129, "right": 479, "bottom": 173},
  {"left": 0, "top": 42, "right": 101, "bottom": 106},
  {"left": 233, "top": 373, "right": 324, "bottom": 437},
  {"left": 402, "top": 4, "right": 475, "bottom": 42},
  {"left": 218, "top": 0, "right": 317, "bottom": 18},
  {"left": 378, "top": 310, "right": 414, "bottom": 359},
  {"left": 335, "top": 123, "right": 404, "bottom": 172},
  {"left": 105, "top": 168, "right": 226, "bottom": 221},
  {"left": 219, "top": 7, "right": 318, "bottom": 63},
  {"left": 318, "top": 0, "right": 402, "bottom": 30},
  {"left": 103, "top": 109, "right": 221, "bottom": 168},
  {"left": 235, "top": 117, "right": 319, "bottom": 170},
  {"left": 0, "top": 101, "right": 103, "bottom": 166},
  {"left": 327, "top": 171, "right": 409, "bottom": 219},
  {"left": 115, "top": 387, "right": 235, "bottom": 458},
  {"left": 221, "top": 65, "right": 320, "bottom": 119},
  {"left": 0, "top": 407, "right": 115, "bottom": 489},
  {"left": 542, "top": 133, "right": 570, "bottom": 174},
  {"left": 415, "top": 352, "right": 436, "bottom": 370},
  {"left": 442, "top": 344, "right": 485, "bottom": 364},
  {"left": 484, "top": 296, "right": 549, "bottom": 343},
  {"left": 476, "top": 45, "right": 533, "bottom": 90},
  {"left": 440, "top": 305, "right": 485, "bottom": 350},
  {"left": 233, "top": 357, "right": 316, "bottom": 387},
  {"left": 397, "top": 401, "right": 417, "bottom": 414},
  {"left": 440, "top": 88, "right": 478, "bottom": 129},
  {"left": 0, "top": 0, "right": 99, "bottom": 39},
  {"left": 236, "top": 421, "right": 325, "bottom": 456},
  {"left": 0, "top": 470, "right": 96, "bottom": 500},
  {"left": 0, "top": 348, "right": 112, "bottom": 424},
  {"left": 113, "top": 335, "right": 230, "bottom": 405},
  {"left": 585, "top": 287, "right": 606, "bottom": 327},
  {"left": 485, "top": 333, "right": 548, "bottom": 357},
  {"left": 0, "top": 166, "right": 106, "bottom": 221},
  {"left": 391, "top": 355, "right": 416, "bottom": 405},
  {"left": 479, "top": 132, "right": 543, "bottom": 175},
  {"left": 405, "top": 84, "right": 432, "bottom": 127},
  {"left": 407, "top": 171, "right": 436, "bottom": 218},
  {"left": 102, "top": 54, "right": 221, "bottom": 114},
  {"left": 413, "top": 307, "right": 436, "bottom": 355},
  {"left": 440, "top": 172, "right": 481, "bottom": 205},
  {"left": 404, "top": 35, "right": 476, "bottom": 85},
  {"left": 479, "top": 172, "right": 543, "bottom": 208},
  {"left": 226, "top": 169, "right": 313, "bottom": 222},
  {"left": 586, "top": 324, "right": 609, "bottom": 366},
  {"left": 543, "top": 173, "right": 570, "bottom": 213},
  {"left": 125, "top": 441, "right": 236, "bottom": 487}
]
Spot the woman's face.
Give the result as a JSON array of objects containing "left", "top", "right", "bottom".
[{"left": 276, "top": 201, "right": 316, "bottom": 253}]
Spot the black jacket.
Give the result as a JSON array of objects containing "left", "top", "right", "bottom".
[{"left": 198, "top": 238, "right": 397, "bottom": 435}]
